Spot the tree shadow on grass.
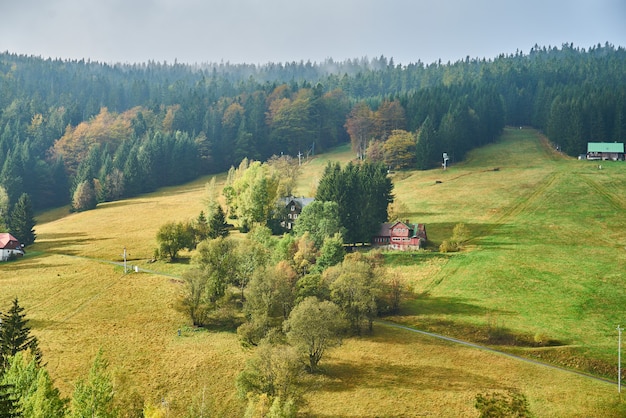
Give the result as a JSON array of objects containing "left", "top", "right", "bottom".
[
  {"left": 321, "top": 361, "right": 500, "bottom": 394},
  {"left": 0, "top": 252, "right": 70, "bottom": 272},
  {"left": 97, "top": 200, "right": 144, "bottom": 210},
  {"left": 32, "top": 233, "right": 111, "bottom": 255},
  {"left": 402, "top": 292, "right": 507, "bottom": 317}
]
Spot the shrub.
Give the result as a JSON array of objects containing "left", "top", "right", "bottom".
[
  {"left": 475, "top": 390, "right": 532, "bottom": 417},
  {"left": 439, "top": 240, "right": 459, "bottom": 253}
]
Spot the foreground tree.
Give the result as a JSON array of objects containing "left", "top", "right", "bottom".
[
  {"left": 236, "top": 340, "right": 302, "bottom": 416},
  {"left": 69, "top": 350, "right": 117, "bottom": 418},
  {"left": 7, "top": 194, "right": 36, "bottom": 246},
  {"left": 0, "top": 298, "right": 41, "bottom": 371},
  {"left": 0, "top": 384, "right": 20, "bottom": 418},
  {"left": 1, "top": 353, "right": 67, "bottom": 418},
  {"left": 283, "top": 297, "right": 347, "bottom": 372}
]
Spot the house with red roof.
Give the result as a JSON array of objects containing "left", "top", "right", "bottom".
[
  {"left": 371, "top": 221, "right": 427, "bottom": 251},
  {"left": 0, "top": 233, "right": 25, "bottom": 261}
]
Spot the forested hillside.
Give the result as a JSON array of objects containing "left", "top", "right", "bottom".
[{"left": 0, "top": 42, "right": 624, "bottom": 217}]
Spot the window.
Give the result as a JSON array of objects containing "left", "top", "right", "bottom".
[
  {"left": 291, "top": 205, "right": 296, "bottom": 211},
  {"left": 293, "top": 214, "right": 298, "bottom": 219}
]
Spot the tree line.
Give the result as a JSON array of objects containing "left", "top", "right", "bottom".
[{"left": 0, "top": 43, "right": 624, "bottom": 232}]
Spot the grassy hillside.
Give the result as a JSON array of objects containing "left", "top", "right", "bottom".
[
  {"left": 387, "top": 127, "right": 626, "bottom": 375},
  {"left": 1, "top": 128, "right": 624, "bottom": 416}
]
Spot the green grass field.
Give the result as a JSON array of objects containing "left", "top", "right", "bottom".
[{"left": 1, "top": 128, "right": 625, "bottom": 416}]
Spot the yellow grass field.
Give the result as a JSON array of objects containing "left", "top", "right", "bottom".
[{"left": 1, "top": 130, "right": 624, "bottom": 416}]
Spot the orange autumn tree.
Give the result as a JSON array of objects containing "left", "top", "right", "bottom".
[{"left": 52, "top": 107, "right": 145, "bottom": 177}]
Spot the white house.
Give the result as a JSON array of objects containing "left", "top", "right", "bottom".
[{"left": 0, "top": 233, "right": 25, "bottom": 261}]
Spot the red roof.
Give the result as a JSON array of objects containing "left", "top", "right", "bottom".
[{"left": 0, "top": 233, "right": 22, "bottom": 250}]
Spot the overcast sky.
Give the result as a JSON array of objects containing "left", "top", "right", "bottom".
[{"left": 1, "top": 0, "right": 625, "bottom": 65}]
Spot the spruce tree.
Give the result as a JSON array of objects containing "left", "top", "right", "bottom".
[
  {"left": 7, "top": 193, "right": 36, "bottom": 246},
  {"left": 207, "top": 205, "right": 229, "bottom": 239},
  {"left": 415, "top": 116, "right": 437, "bottom": 170},
  {"left": 0, "top": 384, "right": 20, "bottom": 418},
  {"left": 0, "top": 298, "right": 41, "bottom": 371}
]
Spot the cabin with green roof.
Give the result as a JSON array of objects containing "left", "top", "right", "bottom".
[{"left": 586, "top": 142, "right": 624, "bottom": 161}]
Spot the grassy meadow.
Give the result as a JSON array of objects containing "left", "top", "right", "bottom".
[{"left": 1, "top": 127, "right": 625, "bottom": 416}]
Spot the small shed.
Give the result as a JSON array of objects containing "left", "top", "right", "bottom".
[
  {"left": 586, "top": 142, "right": 624, "bottom": 161},
  {"left": 0, "top": 233, "right": 25, "bottom": 261}
]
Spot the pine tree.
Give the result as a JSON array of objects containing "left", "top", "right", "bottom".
[
  {"left": 415, "top": 116, "right": 437, "bottom": 170},
  {"left": 207, "top": 205, "right": 229, "bottom": 239},
  {"left": 7, "top": 193, "right": 36, "bottom": 246},
  {"left": 0, "top": 384, "right": 20, "bottom": 418},
  {"left": 0, "top": 298, "right": 41, "bottom": 371}
]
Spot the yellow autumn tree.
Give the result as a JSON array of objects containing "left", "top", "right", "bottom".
[{"left": 382, "top": 129, "right": 416, "bottom": 170}]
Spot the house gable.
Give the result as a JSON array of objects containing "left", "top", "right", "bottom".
[
  {"left": 372, "top": 220, "right": 427, "bottom": 250},
  {"left": 0, "top": 233, "right": 25, "bottom": 261},
  {"left": 281, "top": 196, "right": 314, "bottom": 230}
]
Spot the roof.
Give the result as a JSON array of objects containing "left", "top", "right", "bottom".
[
  {"left": 375, "top": 221, "right": 426, "bottom": 239},
  {"left": 283, "top": 196, "right": 315, "bottom": 208},
  {"left": 587, "top": 142, "right": 625, "bottom": 153},
  {"left": 0, "top": 233, "right": 22, "bottom": 250}
]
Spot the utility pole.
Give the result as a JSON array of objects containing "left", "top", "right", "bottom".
[
  {"left": 619, "top": 325, "right": 623, "bottom": 394},
  {"left": 123, "top": 247, "right": 127, "bottom": 274}
]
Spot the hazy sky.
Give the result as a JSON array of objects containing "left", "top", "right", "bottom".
[{"left": 1, "top": 0, "right": 625, "bottom": 65}]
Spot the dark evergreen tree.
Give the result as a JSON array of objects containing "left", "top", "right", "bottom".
[
  {"left": 0, "top": 298, "right": 41, "bottom": 371},
  {"left": 0, "top": 384, "right": 20, "bottom": 418},
  {"left": 7, "top": 193, "right": 36, "bottom": 246},
  {"left": 207, "top": 205, "right": 229, "bottom": 239},
  {"left": 316, "top": 161, "right": 392, "bottom": 245},
  {"left": 415, "top": 116, "right": 437, "bottom": 170}
]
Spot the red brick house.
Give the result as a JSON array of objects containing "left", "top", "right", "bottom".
[
  {"left": 371, "top": 221, "right": 427, "bottom": 251},
  {"left": 0, "top": 233, "right": 25, "bottom": 261}
]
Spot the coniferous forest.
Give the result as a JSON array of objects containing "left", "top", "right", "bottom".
[{"left": 0, "top": 42, "right": 625, "bottom": 215}]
